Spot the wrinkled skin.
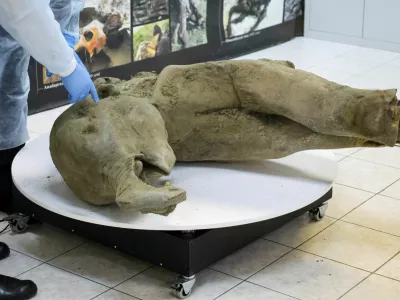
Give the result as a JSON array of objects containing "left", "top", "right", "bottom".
[{"left": 50, "top": 59, "right": 400, "bottom": 215}]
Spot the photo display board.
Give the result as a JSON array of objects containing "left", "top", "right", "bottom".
[{"left": 28, "top": 0, "right": 304, "bottom": 114}]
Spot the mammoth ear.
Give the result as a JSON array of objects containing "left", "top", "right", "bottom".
[{"left": 96, "top": 83, "right": 121, "bottom": 99}]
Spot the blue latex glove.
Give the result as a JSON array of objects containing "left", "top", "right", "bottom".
[
  {"left": 46, "top": 33, "right": 84, "bottom": 77},
  {"left": 62, "top": 62, "right": 99, "bottom": 104}
]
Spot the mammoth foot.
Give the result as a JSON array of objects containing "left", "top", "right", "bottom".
[{"left": 116, "top": 180, "right": 186, "bottom": 216}]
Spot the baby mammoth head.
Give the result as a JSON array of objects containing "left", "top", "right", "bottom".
[{"left": 50, "top": 95, "right": 186, "bottom": 216}]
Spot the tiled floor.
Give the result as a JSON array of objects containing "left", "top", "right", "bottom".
[{"left": 3, "top": 37, "right": 400, "bottom": 299}]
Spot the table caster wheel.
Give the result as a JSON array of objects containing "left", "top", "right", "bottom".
[
  {"left": 171, "top": 275, "right": 196, "bottom": 299},
  {"left": 173, "top": 284, "right": 192, "bottom": 299},
  {"left": 3, "top": 214, "right": 30, "bottom": 233},
  {"left": 309, "top": 202, "right": 328, "bottom": 221}
]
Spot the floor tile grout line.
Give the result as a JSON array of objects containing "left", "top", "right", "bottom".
[
  {"left": 41, "top": 262, "right": 112, "bottom": 289},
  {"left": 109, "top": 289, "right": 142, "bottom": 300},
  {"left": 209, "top": 242, "right": 295, "bottom": 283},
  {"left": 88, "top": 288, "right": 142, "bottom": 300},
  {"left": 88, "top": 288, "right": 112, "bottom": 300},
  {"left": 112, "top": 264, "right": 155, "bottom": 292},
  {"left": 338, "top": 219, "right": 400, "bottom": 238},
  {"left": 241, "top": 248, "right": 295, "bottom": 285},
  {"left": 335, "top": 176, "right": 400, "bottom": 225},
  {"left": 337, "top": 273, "right": 372, "bottom": 300},
  {"left": 334, "top": 180, "right": 400, "bottom": 196},
  {"left": 261, "top": 216, "right": 339, "bottom": 247},
  {"left": 213, "top": 280, "right": 244, "bottom": 300},
  {"left": 375, "top": 177, "right": 400, "bottom": 195},
  {"left": 371, "top": 250, "right": 400, "bottom": 274},
  {"left": 294, "top": 218, "right": 340, "bottom": 249},
  {"left": 14, "top": 262, "right": 46, "bottom": 279},
  {"left": 336, "top": 191, "right": 377, "bottom": 220},
  {"left": 243, "top": 281, "right": 302, "bottom": 300},
  {"left": 295, "top": 248, "right": 374, "bottom": 274},
  {"left": 334, "top": 182, "right": 378, "bottom": 194},
  {"left": 376, "top": 193, "right": 400, "bottom": 201},
  {"left": 207, "top": 268, "right": 249, "bottom": 281},
  {"left": 2, "top": 230, "right": 153, "bottom": 298},
  {"left": 344, "top": 155, "right": 400, "bottom": 170},
  {"left": 45, "top": 260, "right": 156, "bottom": 292},
  {"left": 373, "top": 272, "right": 400, "bottom": 284},
  {"left": 13, "top": 241, "right": 89, "bottom": 278},
  {"left": 45, "top": 240, "right": 88, "bottom": 263}
]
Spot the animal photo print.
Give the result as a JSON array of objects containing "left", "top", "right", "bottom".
[
  {"left": 132, "top": 0, "right": 169, "bottom": 26},
  {"left": 42, "top": 0, "right": 132, "bottom": 85},
  {"left": 170, "top": 0, "right": 208, "bottom": 52},
  {"left": 223, "top": 0, "right": 285, "bottom": 40},
  {"left": 132, "top": 0, "right": 208, "bottom": 61},
  {"left": 284, "top": 0, "right": 303, "bottom": 22},
  {"left": 133, "top": 19, "right": 170, "bottom": 61}
]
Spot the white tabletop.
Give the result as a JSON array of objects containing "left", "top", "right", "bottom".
[{"left": 12, "top": 134, "right": 337, "bottom": 231}]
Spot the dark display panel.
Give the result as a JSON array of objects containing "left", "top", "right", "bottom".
[{"left": 27, "top": 0, "right": 304, "bottom": 114}]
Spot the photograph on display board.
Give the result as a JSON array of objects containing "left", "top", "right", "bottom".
[
  {"left": 223, "top": 0, "right": 285, "bottom": 40},
  {"left": 132, "top": 0, "right": 169, "bottom": 26},
  {"left": 170, "top": 0, "right": 208, "bottom": 52},
  {"left": 42, "top": 0, "right": 132, "bottom": 85},
  {"left": 133, "top": 19, "right": 171, "bottom": 61},
  {"left": 284, "top": 0, "right": 303, "bottom": 22}
]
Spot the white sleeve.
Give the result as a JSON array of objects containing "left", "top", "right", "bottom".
[{"left": 0, "top": 0, "right": 76, "bottom": 76}]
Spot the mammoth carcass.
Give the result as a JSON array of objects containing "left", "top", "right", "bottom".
[{"left": 50, "top": 59, "right": 400, "bottom": 215}]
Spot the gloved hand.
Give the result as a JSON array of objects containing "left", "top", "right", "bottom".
[
  {"left": 46, "top": 33, "right": 84, "bottom": 77},
  {"left": 61, "top": 63, "right": 99, "bottom": 104},
  {"left": 46, "top": 32, "right": 99, "bottom": 103}
]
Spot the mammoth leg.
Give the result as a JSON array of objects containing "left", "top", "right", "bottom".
[
  {"left": 229, "top": 60, "right": 400, "bottom": 146},
  {"left": 173, "top": 109, "right": 379, "bottom": 162},
  {"left": 114, "top": 158, "right": 186, "bottom": 215},
  {"left": 155, "top": 60, "right": 399, "bottom": 147}
]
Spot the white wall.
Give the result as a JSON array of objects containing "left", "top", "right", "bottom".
[{"left": 304, "top": 0, "right": 400, "bottom": 52}]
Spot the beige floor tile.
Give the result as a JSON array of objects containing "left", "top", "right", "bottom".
[
  {"left": 116, "top": 267, "right": 241, "bottom": 300},
  {"left": 336, "top": 158, "right": 400, "bottom": 193},
  {"left": 381, "top": 179, "right": 400, "bottom": 200},
  {"left": 342, "top": 195, "right": 400, "bottom": 236},
  {"left": 0, "top": 224, "right": 86, "bottom": 261},
  {"left": 340, "top": 275, "right": 400, "bottom": 300},
  {"left": 326, "top": 184, "right": 373, "bottom": 219},
  {"left": 93, "top": 290, "right": 139, "bottom": 300},
  {"left": 376, "top": 252, "right": 400, "bottom": 281},
  {"left": 0, "top": 250, "right": 41, "bottom": 277},
  {"left": 248, "top": 250, "right": 368, "bottom": 300},
  {"left": 264, "top": 214, "right": 335, "bottom": 248},
  {"left": 49, "top": 242, "right": 151, "bottom": 287},
  {"left": 299, "top": 221, "right": 400, "bottom": 271},
  {"left": 211, "top": 239, "right": 291, "bottom": 279},
  {"left": 218, "top": 282, "right": 297, "bottom": 300},
  {"left": 18, "top": 264, "right": 107, "bottom": 300},
  {"left": 352, "top": 147, "right": 400, "bottom": 168}
]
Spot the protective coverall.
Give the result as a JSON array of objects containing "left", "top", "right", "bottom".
[
  {"left": 0, "top": 1, "right": 96, "bottom": 298},
  {"left": 0, "top": 0, "right": 98, "bottom": 151}
]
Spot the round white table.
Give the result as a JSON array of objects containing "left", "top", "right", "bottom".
[{"left": 12, "top": 134, "right": 337, "bottom": 231}]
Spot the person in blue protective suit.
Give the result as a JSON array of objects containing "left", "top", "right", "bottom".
[{"left": 0, "top": 1, "right": 99, "bottom": 299}]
